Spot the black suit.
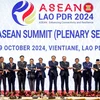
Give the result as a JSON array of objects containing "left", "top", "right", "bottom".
[
  {"left": 48, "top": 61, "right": 58, "bottom": 93},
  {"left": 93, "top": 64, "right": 100, "bottom": 91},
  {"left": 7, "top": 63, "right": 16, "bottom": 92},
  {"left": 60, "top": 61, "right": 69, "bottom": 93},
  {"left": 83, "top": 62, "right": 92, "bottom": 92},
  {"left": 36, "top": 63, "right": 46, "bottom": 92},
  {"left": 73, "top": 63, "right": 82, "bottom": 93},
  {"left": 17, "top": 61, "right": 27, "bottom": 92},
  {"left": 0, "top": 62, "right": 7, "bottom": 94}
]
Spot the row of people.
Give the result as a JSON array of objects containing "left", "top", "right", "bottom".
[{"left": 0, "top": 55, "right": 99, "bottom": 95}]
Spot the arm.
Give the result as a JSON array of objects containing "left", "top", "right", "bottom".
[
  {"left": 36, "top": 64, "right": 46, "bottom": 71},
  {"left": 49, "top": 61, "right": 58, "bottom": 68},
  {"left": 73, "top": 64, "right": 82, "bottom": 72},
  {"left": 60, "top": 62, "right": 69, "bottom": 69},
  {"left": 73, "top": 64, "right": 78, "bottom": 72},
  {"left": 83, "top": 62, "right": 92, "bottom": 69},
  {"left": 41, "top": 64, "right": 46, "bottom": 71},
  {"left": 27, "top": 65, "right": 31, "bottom": 70},
  {"left": 7, "top": 64, "right": 16, "bottom": 71},
  {"left": 18, "top": 61, "right": 27, "bottom": 70},
  {"left": 93, "top": 64, "right": 98, "bottom": 71}
]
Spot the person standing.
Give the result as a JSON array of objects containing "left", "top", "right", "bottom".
[
  {"left": 59, "top": 56, "right": 70, "bottom": 93},
  {"left": 7, "top": 57, "right": 16, "bottom": 92},
  {"left": 73, "top": 58, "right": 82, "bottom": 94},
  {"left": 27, "top": 58, "right": 36, "bottom": 92},
  {"left": 36, "top": 57, "right": 46, "bottom": 92},
  {"left": 17, "top": 55, "right": 27, "bottom": 92},
  {"left": 83, "top": 56, "right": 92, "bottom": 92},
  {"left": 0, "top": 57, "right": 7, "bottom": 95},
  {"left": 48, "top": 55, "right": 58, "bottom": 94},
  {"left": 93, "top": 59, "right": 100, "bottom": 91}
]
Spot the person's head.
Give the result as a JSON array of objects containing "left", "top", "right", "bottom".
[
  {"left": 30, "top": 58, "right": 34, "bottom": 64},
  {"left": 75, "top": 58, "right": 79, "bottom": 63},
  {"left": 85, "top": 56, "right": 90, "bottom": 62},
  {"left": 20, "top": 55, "right": 24, "bottom": 61},
  {"left": 9, "top": 57, "right": 13, "bottom": 63},
  {"left": 51, "top": 55, "right": 56, "bottom": 62},
  {"left": 62, "top": 56, "right": 66, "bottom": 61},
  {"left": 38, "top": 57, "right": 43, "bottom": 63},
  {"left": 96, "top": 59, "right": 100, "bottom": 65},
  {"left": 0, "top": 57, "right": 4, "bottom": 63}
]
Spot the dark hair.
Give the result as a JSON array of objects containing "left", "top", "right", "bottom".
[
  {"left": 30, "top": 58, "right": 34, "bottom": 61},
  {"left": 20, "top": 55, "right": 24, "bottom": 58},
  {"left": 0, "top": 56, "right": 4, "bottom": 59},
  {"left": 9, "top": 57, "right": 13, "bottom": 60},
  {"left": 62, "top": 56, "right": 66, "bottom": 58},
  {"left": 51, "top": 55, "right": 56, "bottom": 58},
  {"left": 75, "top": 58, "right": 79, "bottom": 61},
  {"left": 85, "top": 56, "right": 90, "bottom": 59},
  {"left": 96, "top": 59, "right": 100, "bottom": 61},
  {"left": 38, "top": 57, "right": 43, "bottom": 60}
]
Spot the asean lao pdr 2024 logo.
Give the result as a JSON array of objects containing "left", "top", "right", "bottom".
[{"left": 12, "top": 1, "right": 36, "bottom": 26}]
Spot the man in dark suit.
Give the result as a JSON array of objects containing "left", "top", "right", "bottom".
[
  {"left": 73, "top": 58, "right": 82, "bottom": 94},
  {"left": 59, "top": 56, "right": 70, "bottom": 93},
  {"left": 83, "top": 56, "right": 92, "bottom": 92},
  {"left": 93, "top": 59, "right": 100, "bottom": 91},
  {"left": 0, "top": 57, "right": 7, "bottom": 95},
  {"left": 48, "top": 55, "right": 58, "bottom": 94},
  {"left": 36, "top": 57, "right": 46, "bottom": 92},
  {"left": 6, "top": 57, "right": 16, "bottom": 92},
  {"left": 17, "top": 55, "right": 27, "bottom": 92}
]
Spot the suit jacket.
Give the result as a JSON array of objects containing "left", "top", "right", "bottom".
[
  {"left": 17, "top": 61, "right": 27, "bottom": 76},
  {"left": 36, "top": 63, "right": 46, "bottom": 78},
  {"left": 48, "top": 61, "right": 58, "bottom": 77},
  {"left": 0, "top": 62, "right": 7, "bottom": 77},
  {"left": 27, "top": 64, "right": 36, "bottom": 79},
  {"left": 83, "top": 62, "right": 92, "bottom": 77},
  {"left": 73, "top": 63, "right": 82, "bottom": 79},
  {"left": 60, "top": 61, "right": 69, "bottom": 76},
  {"left": 6, "top": 63, "right": 16, "bottom": 78},
  {"left": 93, "top": 64, "right": 100, "bottom": 78}
]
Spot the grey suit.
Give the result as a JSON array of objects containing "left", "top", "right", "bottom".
[{"left": 27, "top": 64, "right": 36, "bottom": 91}]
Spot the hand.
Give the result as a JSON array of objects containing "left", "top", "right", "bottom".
[
  {"left": 77, "top": 70, "right": 81, "bottom": 72},
  {"left": 0, "top": 71, "right": 3, "bottom": 74},
  {"left": 68, "top": 67, "right": 73, "bottom": 69},
  {"left": 3, "top": 69, "right": 8, "bottom": 72},
  {"left": 6, "top": 70, "right": 10, "bottom": 72},
  {"left": 27, "top": 69, "right": 31, "bottom": 72},
  {"left": 45, "top": 66, "right": 50, "bottom": 69},
  {"left": 60, "top": 67, "right": 64, "bottom": 70},
  {"left": 33, "top": 68, "right": 36, "bottom": 70},
  {"left": 37, "top": 69, "right": 41, "bottom": 71},
  {"left": 77, "top": 69, "right": 85, "bottom": 72},
  {"left": 24, "top": 68, "right": 27, "bottom": 70},
  {"left": 92, "top": 68, "right": 98, "bottom": 71},
  {"left": 73, "top": 67, "right": 76, "bottom": 70},
  {"left": 81, "top": 69, "right": 85, "bottom": 71},
  {"left": 96, "top": 69, "right": 98, "bottom": 71},
  {"left": 14, "top": 69, "right": 20, "bottom": 72}
]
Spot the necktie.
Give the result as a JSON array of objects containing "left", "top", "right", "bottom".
[
  {"left": 2, "top": 63, "right": 4, "bottom": 69},
  {"left": 41, "top": 63, "right": 42, "bottom": 66},
  {"left": 11, "top": 63, "right": 12, "bottom": 68}
]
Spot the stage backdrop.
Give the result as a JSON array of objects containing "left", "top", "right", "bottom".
[{"left": 0, "top": 0, "right": 100, "bottom": 91}]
